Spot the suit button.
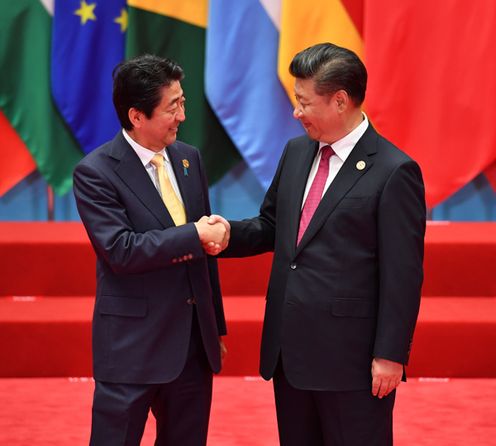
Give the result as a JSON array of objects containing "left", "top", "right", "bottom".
[
  {"left": 290, "top": 263, "right": 297, "bottom": 270},
  {"left": 186, "top": 298, "right": 196, "bottom": 305}
]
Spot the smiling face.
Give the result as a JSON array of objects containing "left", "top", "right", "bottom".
[
  {"left": 128, "top": 81, "right": 186, "bottom": 151},
  {"left": 293, "top": 77, "right": 344, "bottom": 144}
]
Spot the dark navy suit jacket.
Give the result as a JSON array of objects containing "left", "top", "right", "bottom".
[
  {"left": 224, "top": 125, "right": 426, "bottom": 391},
  {"left": 73, "top": 131, "right": 226, "bottom": 384}
]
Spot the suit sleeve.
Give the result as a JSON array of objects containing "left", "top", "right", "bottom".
[
  {"left": 374, "top": 160, "right": 426, "bottom": 365},
  {"left": 197, "top": 151, "right": 227, "bottom": 336},
  {"left": 73, "top": 160, "right": 205, "bottom": 275},
  {"left": 222, "top": 142, "right": 291, "bottom": 258}
]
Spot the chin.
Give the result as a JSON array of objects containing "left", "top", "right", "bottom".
[{"left": 305, "top": 130, "right": 318, "bottom": 140}]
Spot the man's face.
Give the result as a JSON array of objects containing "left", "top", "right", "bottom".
[
  {"left": 293, "top": 78, "right": 340, "bottom": 143},
  {"left": 138, "top": 81, "right": 186, "bottom": 150}
]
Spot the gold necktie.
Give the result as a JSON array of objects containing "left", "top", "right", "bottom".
[{"left": 150, "top": 154, "right": 186, "bottom": 226}]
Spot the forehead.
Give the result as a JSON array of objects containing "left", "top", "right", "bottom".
[
  {"left": 158, "top": 80, "right": 183, "bottom": 104},
  {"left": 294, "top": 78, "right": 318, "bottom": 99}
]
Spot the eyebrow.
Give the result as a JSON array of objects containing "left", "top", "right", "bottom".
[
  {"left": 295, "top": 94, "right": 308, "bottom": 102},
  {"left": 168, "top": 92, "right": 184, "bottom": 107}
]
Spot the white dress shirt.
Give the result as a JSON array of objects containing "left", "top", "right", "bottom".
[
  {"left": 122, "top": 129, "right": 184, "bottom": 204},
  {"left": 301, "top": 113, "right": 369, "bottom": 208}
]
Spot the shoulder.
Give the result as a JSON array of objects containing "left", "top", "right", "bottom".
[
  {"left": 75, "top": 132, "right": 123, "bottom": 170},
  {"left": 170, "top": 139, "right": 200, "bottom": 157},
  {"left": 75, "top": 143, "right": 111, "bottom": 175},
  {"left": 367, "top": 126, "right": 419, "bottom": 169},
  {"left": 287, "top": 134, "right": 313, "bottom": 148},
  {"left": 283, "top": 134, "right": 315, "bottom": 158}
]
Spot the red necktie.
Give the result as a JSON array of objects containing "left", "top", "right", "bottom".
[{"left": 297, "top": 145, "right": 334, "bottom": 245}]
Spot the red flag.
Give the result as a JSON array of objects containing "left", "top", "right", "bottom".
[
  {"left": 364, "top": 0, "right": 496, "bottom": 207},
  {"left": 0, "top": 110, "right": 35, "bottom": 196}
]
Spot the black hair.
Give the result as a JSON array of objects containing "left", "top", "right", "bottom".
[
  {"left": 112, "top": 54, "right": 184, "bottom": 130},
  {"left": 289, "top": 43, "right": 367, "bottom": 105}
]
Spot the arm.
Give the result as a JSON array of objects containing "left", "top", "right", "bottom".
[
  {"left": 73, "top": 159, "right": 211, "bottom": 275},
  {"left": 214, "top": 142, "right": 292, "bottom": 258},
  {"left": 372, "top": 160, "right": 426, "bottom": 396}
]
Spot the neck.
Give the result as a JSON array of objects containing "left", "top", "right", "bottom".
[
  {"left": 126, "top": 128, "right": 163, "bottom": 153},
  {"left": 343, "top": 108, "right": 364, "bottom": 134},
  {"left": 324, "top": 109, "right": 364, "bottom": 144}
]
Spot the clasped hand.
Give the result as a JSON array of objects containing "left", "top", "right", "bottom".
[{"left": 194, "top": 215, "right": 230, "bottom": 255}]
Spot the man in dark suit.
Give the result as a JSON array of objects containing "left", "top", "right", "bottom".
[
  {"left": 209, "top": 43, "right": 426, "bottom": 445},
  {"left": 73, "top": 54, "right": 228, "bottom": 446}
]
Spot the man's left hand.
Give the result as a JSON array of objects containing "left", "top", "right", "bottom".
[{"left": 371, "top": 357, "right": 403, "bottom": 398}]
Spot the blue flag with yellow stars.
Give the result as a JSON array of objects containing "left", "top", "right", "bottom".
[{"left": 52, "top": 0, "right": 127, "bottom": 154}]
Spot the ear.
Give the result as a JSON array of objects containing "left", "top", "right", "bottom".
[
  {"left": 334, "top": 90, "right": 350, "bottom": 112},
  {"left": 128, "top": 107, "right": 143, "bottom": 129}
]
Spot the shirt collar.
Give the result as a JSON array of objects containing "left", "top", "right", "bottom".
[
  {"left": 319, "top": 112, "right": 369, "bottom": 161},
  {"left": 122, "top": 129, "right": 169, "bottom": 167}
]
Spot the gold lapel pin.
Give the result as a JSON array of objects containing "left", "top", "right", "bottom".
[
  {"left": 356, "top": 160, "right": 366, "bottom": 171},
  {"left": 182, "top": 159, "right": 190, "bottom": 176}
]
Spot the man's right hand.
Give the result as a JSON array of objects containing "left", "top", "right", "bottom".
[
  {"left": 206, "top": 214, "right": 231, "bottom": 255},
  {"left": 194, "top": 216, "right": 228, "bottom": 255}
]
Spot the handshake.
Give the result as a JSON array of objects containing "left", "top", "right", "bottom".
[{"left": 194, "top": 215, "right": 230, "bottom": 256}]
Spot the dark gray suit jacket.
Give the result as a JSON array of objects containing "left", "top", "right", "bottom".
[
  {"left": 224, "top": 125, "right": 425, "bottom": 391},
  {"left": 73, "top": 132, "right": 226, "bottom": 384}
]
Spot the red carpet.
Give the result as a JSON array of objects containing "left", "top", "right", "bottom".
[{"left": 0, "top": 377, "right": 495, "bottom": 445}]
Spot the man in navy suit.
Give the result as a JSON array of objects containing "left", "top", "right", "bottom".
[
  {"left": 210, "top": 43, "right": 426, "bottom": 445},
  {"left": 73, "top": 54, "right": 228, "bottom": 446}
]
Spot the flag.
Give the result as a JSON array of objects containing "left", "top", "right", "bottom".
[
  {"left": 206, "top": 0, "right": 302, "bottom": 190},
  {"left": 0, "top": 111, "right": 36, "bottom": 197},
  {"left": 126, "top": 0, "right": 241, "bottom": 184},
  {"left": 0, "top": 0, "right": 82, "bottom": 195},
  {"left": 278, "top": 0, "right": 363, "bottom": 106},
  {"left": 51, "top": 0, "right": 126, "bottom": 154},
  {"left": 364, "top": 0, "right": 496, "bottom": 206}
]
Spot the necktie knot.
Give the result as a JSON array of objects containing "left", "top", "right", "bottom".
[
  {"left": 150, "top": 153, "right": 164, "bottom": 169},
  {"left": 320, "top": 145, "right": 334, "bottom": 162}
]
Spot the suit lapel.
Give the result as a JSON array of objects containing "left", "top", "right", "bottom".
[
  {"left": 288, "top": 139, "right": 319, "bottom": 255},
  {"left": 295, "top": 126, "right": 378, "bottom": 254},
  {"left": 167, "top": 144, "right": 195, "bottom": 222},
  {"left": 111, "top": 133, "right": 175, "bottom": 228}
]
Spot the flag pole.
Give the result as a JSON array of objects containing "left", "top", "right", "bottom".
[{"left": 47, "top": 185, "right": 55, "bottom": 221}]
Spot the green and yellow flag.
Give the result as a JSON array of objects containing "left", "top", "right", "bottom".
[
  {"left": 0, "top": 0, "right": 82, "bottom": 195},
  {"left": 127, "top": 0, "right": 241, "bottom": 183}
]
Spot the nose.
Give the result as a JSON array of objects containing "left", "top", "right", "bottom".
[
  {"left": 293, "top": 106, "right": 302, "bottom": 119},
  {"left": 176, "top": 107, "right": 186, "bottom": 122}
]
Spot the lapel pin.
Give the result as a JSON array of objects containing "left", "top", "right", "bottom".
[
  {"left": 182, "top": 159, "right": 190, "bottom": 176},
  {"left": 356, "top": 160, "right": 366, "bottom": 171}
]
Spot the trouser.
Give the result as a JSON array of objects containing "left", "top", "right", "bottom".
[
  {"left": 273, "top": 360, "right": 395, "bottom": 446},
  {"left": 90, "top": 311, "right": 212, "bottom": 446}
]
